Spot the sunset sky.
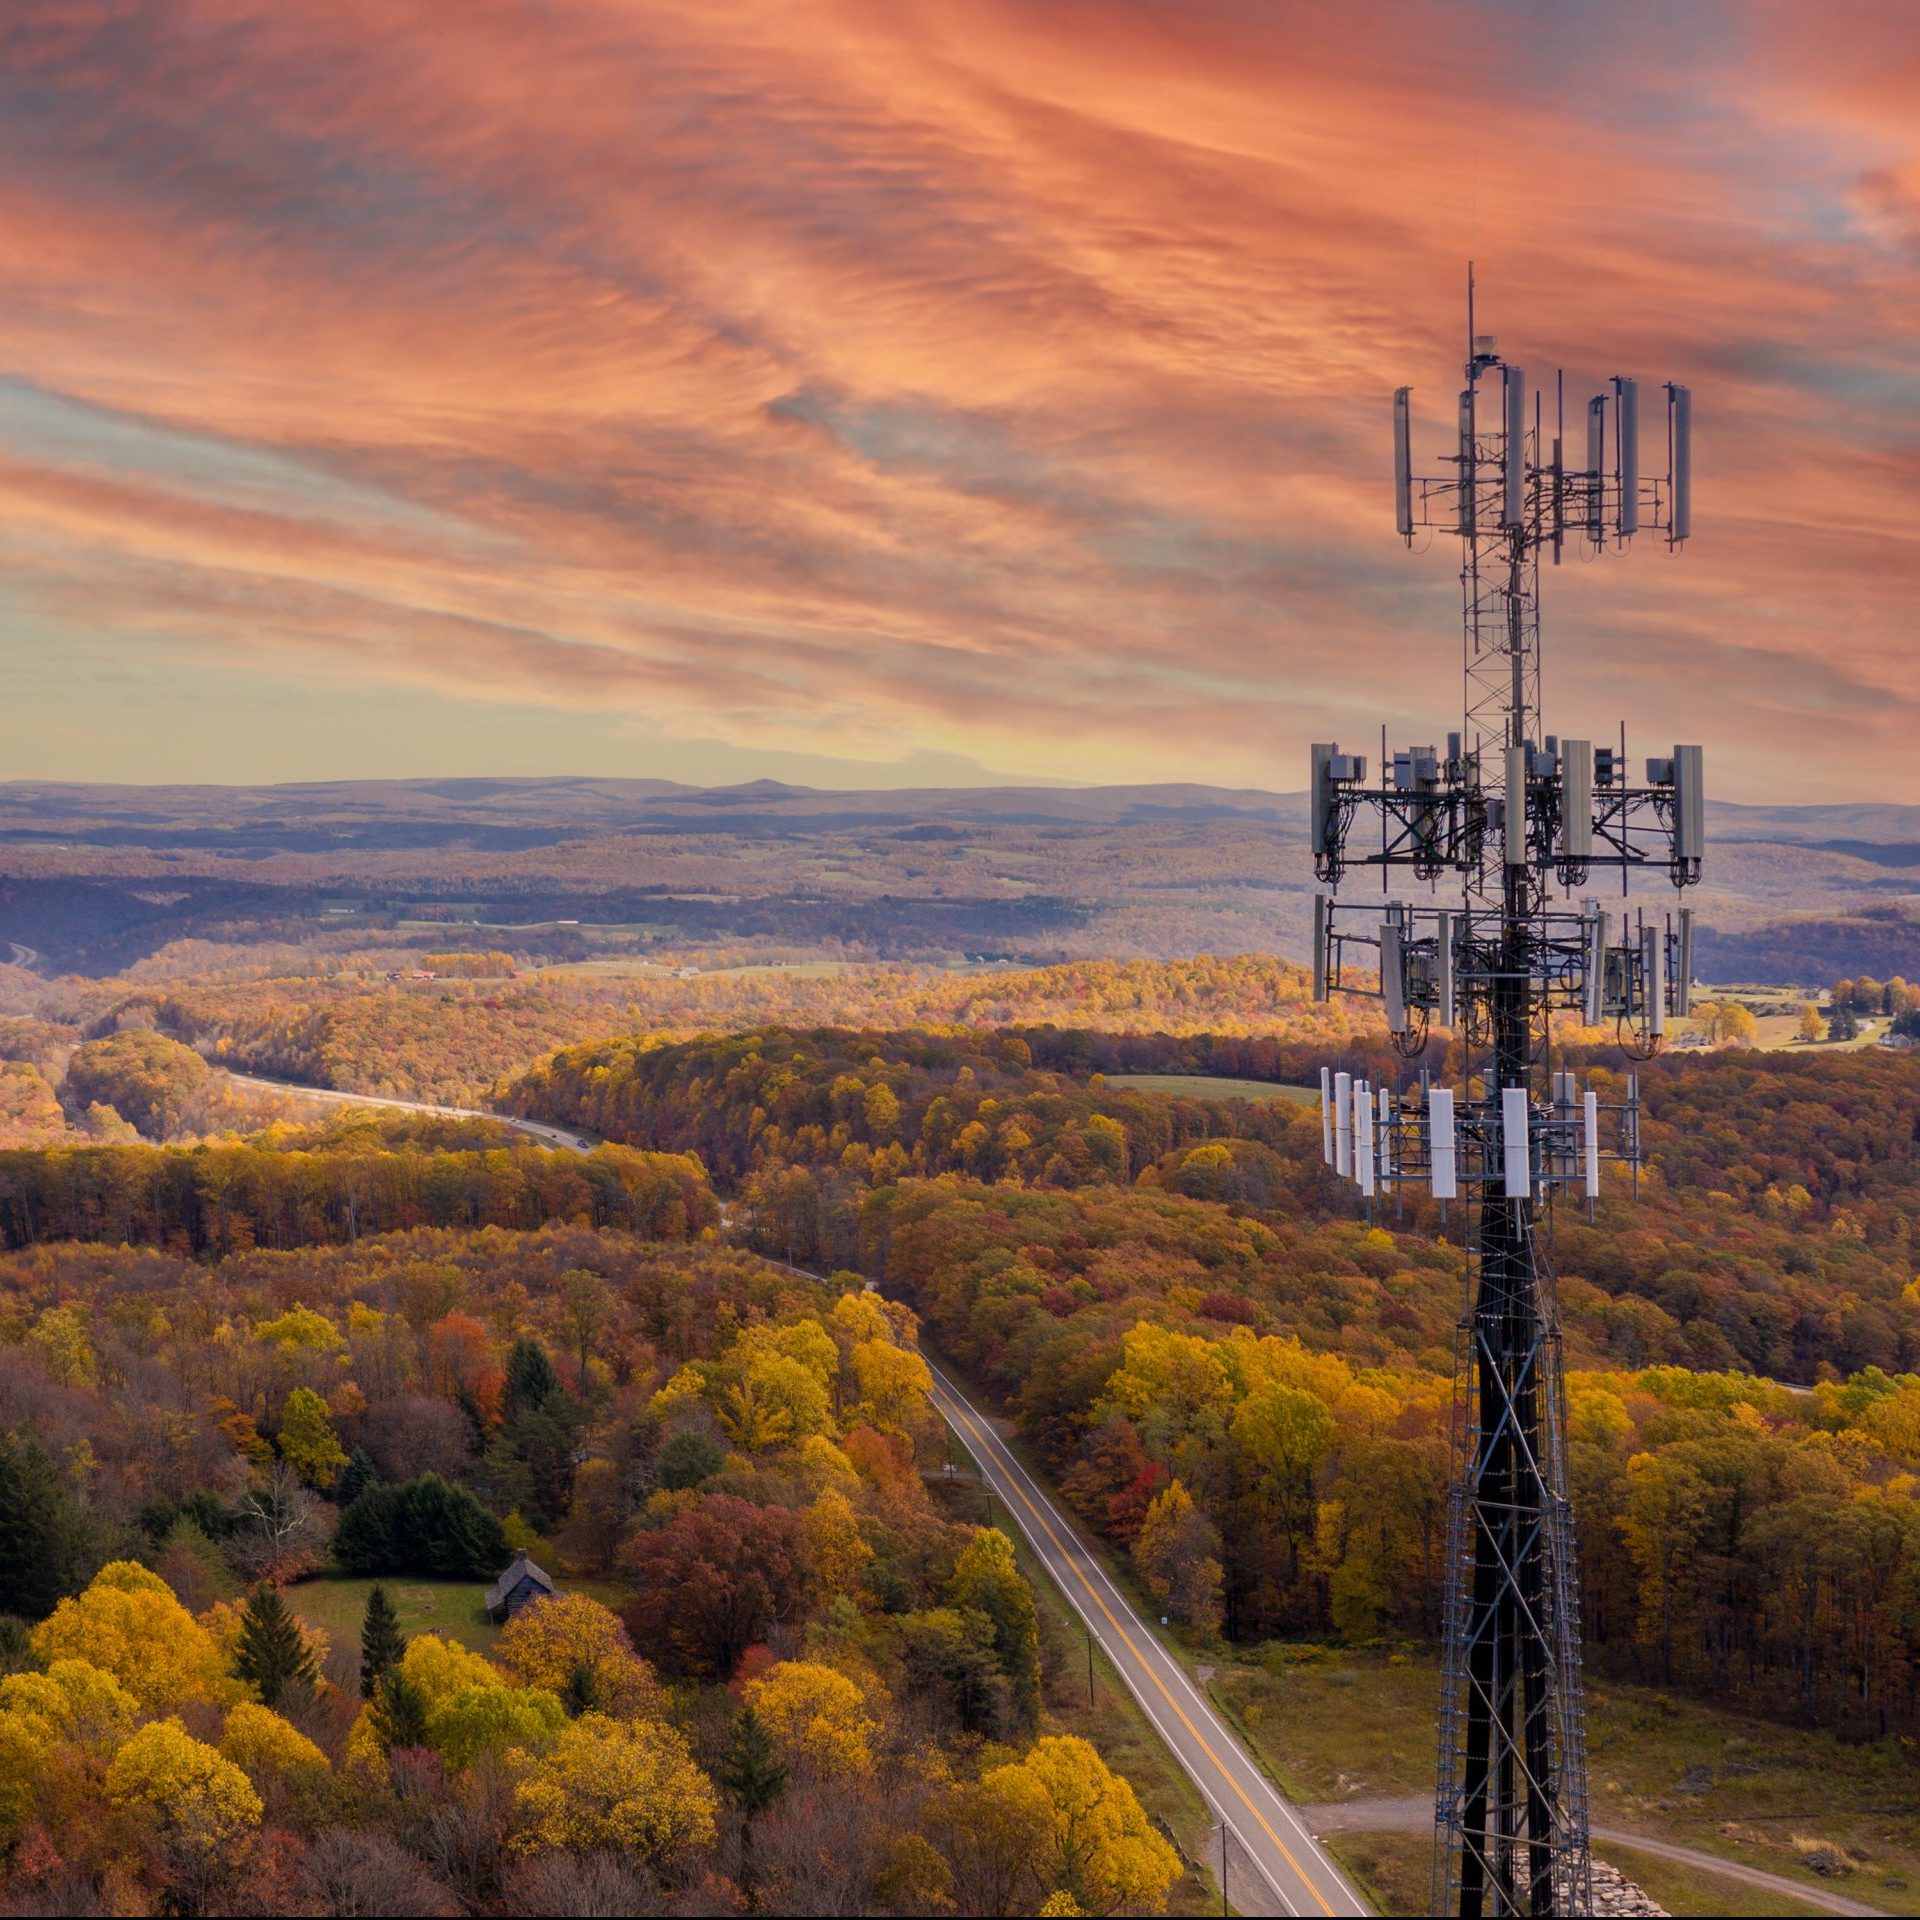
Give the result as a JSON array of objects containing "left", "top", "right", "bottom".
[{"left": 2, "top": 1, "right": 1915, "bottom": 800}]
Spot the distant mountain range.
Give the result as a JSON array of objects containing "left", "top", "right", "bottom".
[
  {"left": 0, "top": 779, "right": 1914, "bottom": 982},
  {"left": 3, "top": 775, "right": 1916, "bottom": 844}
]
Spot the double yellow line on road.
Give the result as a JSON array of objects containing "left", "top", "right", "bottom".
[{"left": 932, "top": 1378, "right": 1337, "bottom": 1919}]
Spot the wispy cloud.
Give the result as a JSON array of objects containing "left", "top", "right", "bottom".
[{"left": 0, "top": 0, "right": 1914, "bottom": 796}]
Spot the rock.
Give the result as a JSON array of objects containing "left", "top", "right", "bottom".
[{"left": 1588, "top": 1858, "right": 1667, "bottom": 1916}]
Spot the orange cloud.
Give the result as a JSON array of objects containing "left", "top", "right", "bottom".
[{"left": 0, "top": 0, "right": 1914, "bottom": 797}]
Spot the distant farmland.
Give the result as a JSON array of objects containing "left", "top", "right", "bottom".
[{"left": 1104, "top": 1071, "right": 1317, "bottom": 1105}]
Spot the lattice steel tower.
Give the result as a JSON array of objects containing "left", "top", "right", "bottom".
[{"left": 1307, "top": 272, "right": 1701, "bottom": 1917}]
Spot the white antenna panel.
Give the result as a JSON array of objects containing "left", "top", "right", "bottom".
[
  {"left": 1394, "top": 386, "right": 1414, "bottom": 537},
  {"left": 1381, "top": 921, "right": 1408, "bottom": 1033},
  {"left": 1333, "top": 1070, "right": 1352, "bottom": 1177},
  {"left": 1561, "top": 740, "right": 1592, "bottom": 860},
  {"left": 1430, "top": 1086, "right": 1457, "bottom": 1198},
  {"left": 1501, "top": 1085, "right": 1531, "bottom": 1197},
  {"left": 1582, "top": 1090, "right": 1600, "bottom": 1198},
  {"left": 1673, "top": 745, "right": 1705, "bottom": 862},
  {"left": 1667, "top": 383, "right": 1691, "bottom": 543},
  {"left": 1504, "top": 367, "right": 1526, "bottom": 526},
  {"left": 1320, "top": 1066, "right": 1334, "bottom": 1165},
  {"left": 1582, "top": 905, "right": 1608, "bottom": 1025},
  {"left": 1615, "top": 376, "right": 1639, "bottom": 536},
  {"left": 1505, "top": 744, "right": 1529, "bottom": 866},
  {"left": 1585, "top": 395, "right": 1606, "bottom": 539}
]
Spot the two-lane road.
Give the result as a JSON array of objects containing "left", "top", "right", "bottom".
[
  {"left": 230, "top": 1069, "right": 1366, "bottom": 1912},
  {"left": 223, "top": 1072, "right": 592, "bottom": 1152},
  {"left": 927, "top": 1359, "right": 1369, "bottom": 1919}
]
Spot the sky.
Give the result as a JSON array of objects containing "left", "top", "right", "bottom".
[{"left": 0, "top": 0, "right": 1915, "bottom": 801}]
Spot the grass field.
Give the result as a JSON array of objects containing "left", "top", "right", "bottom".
[
  {"left": 1211, "top": 1650, "right": 1917, "bottom": 1915},
  {"left": 1318, "top": 1832, "right": 1830, "bottom": 1919},
  {"left": 288, "top": 1574, "right": 499, "bottom": 1666},
  {"left": 1105, "top": 1072, "right": 1318, "bottom": 1106}
]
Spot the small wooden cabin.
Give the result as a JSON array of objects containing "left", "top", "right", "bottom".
[{"left": 484, "top": 1550, "right": 557, "bottom": 1624}]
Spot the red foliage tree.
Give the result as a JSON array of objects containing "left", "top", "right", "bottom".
[{"left": 621, "top": 1495, "right": 814, "bottom": 1676}]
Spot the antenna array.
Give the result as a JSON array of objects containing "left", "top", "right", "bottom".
[{"left": 1310, "top": 271, "right": 1700, "bottom": 1919}]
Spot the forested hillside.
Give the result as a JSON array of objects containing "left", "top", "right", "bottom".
[
  {"left": 0, "top": 1215, "right": 1183, "bottom": 1914},
  {"left": 504, "top": 1025, "right": 1920, "bottom": 1742}
]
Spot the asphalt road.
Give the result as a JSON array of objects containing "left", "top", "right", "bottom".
[
  {"left": 227, "top": 1069, "right": 1348, "bottom": 1913},
  {"left": 1303, "top": 1797, "right": 1889, "bottom": 1917},
  {"left": 926, "top": 1358, "right": 1369, "bottom": 1919},
  {"left": 223, "top": 1071, "right": 593, "bottom": 1153}
]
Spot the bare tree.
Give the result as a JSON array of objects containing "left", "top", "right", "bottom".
[
  {"left": 502, "top": 1852, "right": 659, "bottom": 1918},
  {"left": 297, "top": 1829, "right": 460, "bottom": 1918},
  {"left": 232, "top": 1458, "right": 327, "bottom": 1580}
]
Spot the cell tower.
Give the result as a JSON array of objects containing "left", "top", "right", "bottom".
[{"left": 1308, "top": 270, "right": 1700, "bottom": 1918}]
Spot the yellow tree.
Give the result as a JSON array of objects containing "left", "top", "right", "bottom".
[
  {"left": 807, "top": 1487, "right": 874, "bottom": 1602},
  {"left": 429, "top": 1682, "right": 568, "bottom": 1769},
  {"left": 347, "top": 1632, "right": 502, "bottom": 1767},
  {"left": 0, "top": 1710, "right": 54, "bottom": 1847},
  {"left": 0, "top": 1658, "right": 137, "bottom": 1748},
  {"left": 863, "top": 1082, "right": 902, "bottom": 1140},
  {"left": 742, "top": 1660, "right": 878, "bottom": 1779},
  {"left": 721, "top": 1352, "right": 834, "bottom": 1449},
  {"left": 933, "top": 1764, "right": 1054, "bottom": 1914},
  {"left": 1102, "top": 1324, "right": 1233, "bottom": 1446},
  {"left": 1618, "top": 1452, "right": 1712, "bottom": 1683},
  {"left": 513, "top": 1712, "right": 717, "bottom": 1866},
  {"left": 1797, "top": 1002, "right": 1824, "bottom": 1042},
  {"left": 495, "top": 1592, "right": 664, "bottom": 1719},
  {"left": 220, "top": 1702, "right": 330, "bottom": 1784},
  {"left": 1131, "top": 1482, "right": 1223, "bottom": 1636},
  {"left": 991, "top": 1736, "right": 1181, "bottom": 1915},
  {"left": 106, "top": 1718, "right": 263, "bottom": 1866},
  {"left": 26, "top": 1304, "right": 95, "bottom": 1388},
  {"left": 849, "top": 1338, "right": 933, "bottom": 1438},
  {"left": 277, "top": 1387, "right": 348, "bottom": 1488},
  {"left": 31, "top": 1562, "right": 231, "bottom": 1709}
]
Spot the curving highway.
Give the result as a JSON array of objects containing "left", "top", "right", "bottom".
[
  {"left": 222, "top": 1071, "right": 593, "bottom": 1153},
  {"left": 232, "top": 1066, "right": 1365, "bottom": 1912},
  {"left": 927, "top": 1358, "right": 1369, "bottom": 1918}
]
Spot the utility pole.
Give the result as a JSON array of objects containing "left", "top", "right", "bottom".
[{"left": 1310, "top": 269, "right": 1699, "bottom": 1917}]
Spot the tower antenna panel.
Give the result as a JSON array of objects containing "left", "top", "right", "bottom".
[
  {"left": 1667, "top": 383, "right": 1691, "bottom": 544},
  {"left": 1395, "top": 386, "right": 1415, "bottom": 537},
  {"left": 1504, "top": 367, "right": 1527, "bottom": 526},
  {"left": 1615, "top": 375, "right": 1639, "bottom": 536}
]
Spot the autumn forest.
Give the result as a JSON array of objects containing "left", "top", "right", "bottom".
[{"left": 0, "top": 777, "right": 1914, "bottom": 1917}]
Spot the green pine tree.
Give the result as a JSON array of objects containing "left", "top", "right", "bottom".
[
  {"left": 722, "top": 1704, "right": 786, "bottom": 1908},
  {"left": 369, "top": 1665, "right": 430, "bottom": 1751},
  {"left": 503, "top": 1337, "right": 561, "bottom": 1419},
  {"left": 235, "top": 1583, "right": 319, "bottom": 1708},
  {"left": 0, "top": 1431, "right": 79, "bottom": 1620},
  {"left": 721, "top": 1705, "right": 787, "bottom": 1815},
  {"left": 338, "top": 1448, "right": 379, "bottom": 1508},
  {"left": 359, "top": 1582, "right": 407, "bottom": 1699}
]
